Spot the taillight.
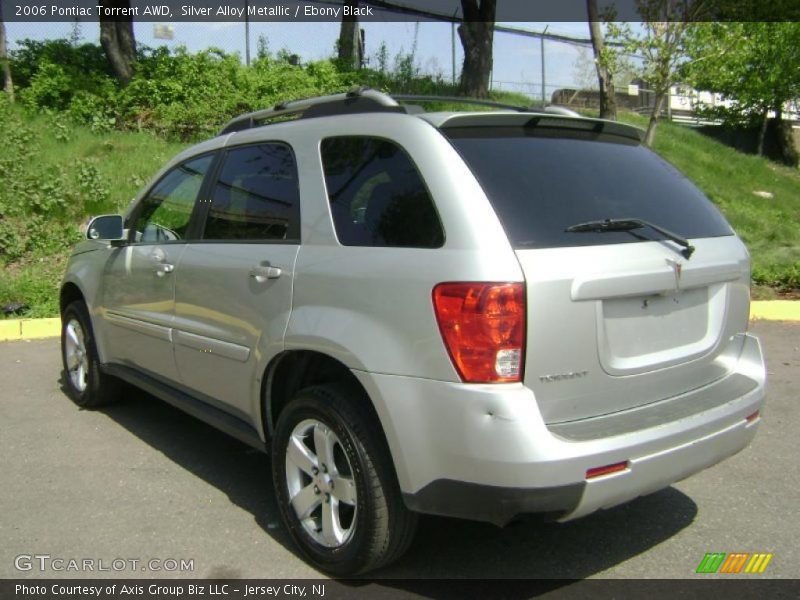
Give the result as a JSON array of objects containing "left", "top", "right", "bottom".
[{"left": 432, "top": 282, "right": 525, "bottom": 383}]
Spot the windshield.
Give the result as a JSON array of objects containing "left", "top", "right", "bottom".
[{"left": 444, "top": 127, "right": 733, "bottom": 249}]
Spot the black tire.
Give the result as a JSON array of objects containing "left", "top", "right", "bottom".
[
  {"left": 272, "top": 383, "right": 417, "bottom": 575},
  {"left": 61, "top": 300, "right": 121, "bottom": 408}
]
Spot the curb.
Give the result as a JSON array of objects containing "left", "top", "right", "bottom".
[
  {"left": 1, "top": 301, "right": 798, "bottom": 342},
  {"left": 749, "top": 300, "right": 800, "bottom": 322},
  {"left": 0, "top": 318, "right": 62, "bottom": 341}
]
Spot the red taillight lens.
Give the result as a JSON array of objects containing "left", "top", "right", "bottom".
[{"left": 432, "top": 282, "right": 525, "bottom": 383}]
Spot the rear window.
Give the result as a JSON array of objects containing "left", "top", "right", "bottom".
[{"left": 445, "top": 127, "right": 732, "bottom": 249}]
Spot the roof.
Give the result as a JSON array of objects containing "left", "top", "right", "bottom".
[{"left": 216, "top": 87, "right": 645, "bottom": 143}]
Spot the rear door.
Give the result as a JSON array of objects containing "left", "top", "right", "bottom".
[
  {"left": 102, "top": 154, "right": 214, "bottom": 381},
  {"left": 172, "top": 142, "right": 300, "bottom": 417},
  {"left": 446, "top": 124, "right": 751, "bottom": 423}
]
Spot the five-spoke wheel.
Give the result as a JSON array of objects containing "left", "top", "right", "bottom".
[
  {"left": 272, "top": 384, "right": 417, "bottom": 575},
  {"left": 285, "top": 419, "right": 358, "bottom": 548},
  {"left": 63, "top": 318, "right": 89, "bottom": 394},
  {"left": 60, "top": 300, "right": 120, "bottom": 407}
]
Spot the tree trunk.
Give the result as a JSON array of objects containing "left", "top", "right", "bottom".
[
  {"left": 337, "top": 0, "right": 362, "bottom": 70},
  {"left": 458, "top": 0, "right": 496, "bottom": 98},
  {"left": 99, "top": 1, "right": 136, "bottom": 85},
  {"left": 0, "top": 3, "right": 14, "bottom": 102},
  {"left": 587, "top": 0, "right": 616, "bottom": 120},
  {"left": 644, "top": 92, "right": 666, "bottom": 147},
  {"left": 756, "top": 109, "right": 769, "bottom": 156}
]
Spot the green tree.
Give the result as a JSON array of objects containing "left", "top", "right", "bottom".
[
  {"left": 457, "top": 0, "right": 496, "bottom": 98},
  {"left": 608, "top": 0, "right": 698, "bottom": 146},
  {"left": 682, "top": 22, "right": 800, "bottom": 165},
  {"left": 0, "top": 2, "right": 13, "bottom": 102},
  {"left": 337, "top": 0, "right": 363, "bottom": 70},
  {"left": 587, "top": 0, "right": 616, "bottom": 119},
  {"left": 99, "top": 0, "right": 137, "bottom": 85}
]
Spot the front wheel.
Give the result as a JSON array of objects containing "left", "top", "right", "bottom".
[
  {"left": 272, "top": 384, "right": 417, "bottom": 575},
  {"left": 61, "top": 301, "right": 120, "bottom": 408}
]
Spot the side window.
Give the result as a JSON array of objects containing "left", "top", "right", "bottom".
[
  {"left": 134, "top": 155, "right": 214, "bottom": 243},
  {"left": 203, "top": 143, "right": 300, "bottom": 242},
  {"left": 320, "top": 137, "right": 444, "bottom": 248}
]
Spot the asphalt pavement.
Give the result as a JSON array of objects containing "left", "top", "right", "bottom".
[{"left": 0, "top": 321, "right": 797, "bottom": 580}]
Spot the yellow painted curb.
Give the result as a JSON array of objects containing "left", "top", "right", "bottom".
[
  {"left": 750, "top": 300, "right": 800, "bottom": 322},
  {"left": 0, "top": 320, "right": 23, "bottom": 342},
  {"left": 0, "top": 318, "right": 61, "bottom": 341},
  {"left": 0, "top": 301, "right": 797, "bottom": 342},
  {"left": 22, "top": 318, "right": 62, "bottom": 339}
]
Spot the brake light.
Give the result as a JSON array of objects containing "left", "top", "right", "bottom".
[{"left": 432, "top": 282, "right": 525, "bottom": 383}]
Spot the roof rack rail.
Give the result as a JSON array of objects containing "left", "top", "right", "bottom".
[
  {"left": 218, "top": 87, "right": 401, "bottom": 135},
  {"left": 543, "top": 105, "right": 581, "bottom": 117},
  {"left": 392, "top": 94, "right": 532, "bottom": 112},
  {"left": 218, "top": 89, "right": 584, "bottom": 136}
]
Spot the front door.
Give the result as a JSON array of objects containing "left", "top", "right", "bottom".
[{"left": 101, "top": 154, "right": 215, "bottom": 382}]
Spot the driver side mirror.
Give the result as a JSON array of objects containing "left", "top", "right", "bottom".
[{"left": 86, "top": 215, "right": 125, "bottom": 242}]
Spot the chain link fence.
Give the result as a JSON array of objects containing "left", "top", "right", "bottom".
[{"left": 4, "top": 19, "right": 619, "bottom": 103}]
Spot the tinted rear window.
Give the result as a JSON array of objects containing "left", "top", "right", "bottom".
[
  {"left": 204, "top": 143, "right": 300, "bottom": 242},
  {"left": 445, "top": 127, "right": 732, "bottom": 249}
]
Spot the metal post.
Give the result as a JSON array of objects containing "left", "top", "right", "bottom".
[
  {"left": 451, "top": 19, "right": 457, "bottom": 85},
  {"left": 667, "top": 86, "right": 673, "bottom": 121},
  {"left": 540, "top": 25, "right": 548, "bottom": 105},
  {"left": 244, "top": 0, "right": 251, "bottom": 66}
]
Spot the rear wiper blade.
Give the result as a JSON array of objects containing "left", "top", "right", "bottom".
[{"left": 565, "top": 218, "right": 695, "bottom": 259}]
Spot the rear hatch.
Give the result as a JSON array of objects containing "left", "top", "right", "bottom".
[{"left": 443, "top": 116, "right": 751, "bottom": 424}]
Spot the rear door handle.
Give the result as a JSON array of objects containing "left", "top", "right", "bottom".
[
  {"left": 249, "top": 265, "right": 282, "bottom": 282},
  {"left": 154, "top": 263, "right": 174, "bottom": 277}
]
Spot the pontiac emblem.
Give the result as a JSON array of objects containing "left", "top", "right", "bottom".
[{"left": 666, "top": 258, "right": 683, "bottom": 290}]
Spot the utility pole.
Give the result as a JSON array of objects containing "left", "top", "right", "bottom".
[
  {"left": 451, "top": 8, "right": 458, "bottom": 86},
  {"left": 540, "top": 25, "right": 548, "bottom": 105},
  {"left": 451, "top": 21, "right": 456, "bottom": 84},
  {"left": 244, "top": 0, "right": 250, "bottom": 66}
]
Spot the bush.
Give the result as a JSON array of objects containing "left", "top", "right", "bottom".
[
  {"left": 11, "top": 39, "right": 449, "bottom": 141},
  {"left": 752, "top": 262, "right": 800, "bottom": 291},
  {"left": 0, "top": 98, "right": 85, "bottom": 264},
  {"left": 12, "top": 38, "right": 116, "bottom": 111}
]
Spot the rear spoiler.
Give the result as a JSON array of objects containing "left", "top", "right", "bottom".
[{"left": 425, "top": 112, "right": 645, "bottom": 143}]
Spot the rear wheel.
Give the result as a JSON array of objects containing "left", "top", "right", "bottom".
[
  {"left": 272, "top": 384, "right": 417, "bottom": 575},
  {"left": 61, "top": 301, "right": 120, "bottom": 408}
]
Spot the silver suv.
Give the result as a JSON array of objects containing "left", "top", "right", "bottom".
[{"left": 60, "top": 89, "right": 766, "bottom": 575}]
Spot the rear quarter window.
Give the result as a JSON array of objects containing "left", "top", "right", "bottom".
[
  {"left": 320, "top": 136, "right": 444, "bottom": 248},
  {"left": 445, "top": 127, "right": 733, "bottom": 249}
]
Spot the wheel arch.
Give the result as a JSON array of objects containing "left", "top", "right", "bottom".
[
  {"left": 262, "top": 350, "right": 378, "bottom": 439},
  {"left": 59, "top": 281, "right": 86, "bottom": 316}
]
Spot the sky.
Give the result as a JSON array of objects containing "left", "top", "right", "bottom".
[{"left": 4, "top": 19, "right": 595, "bottom": 100}]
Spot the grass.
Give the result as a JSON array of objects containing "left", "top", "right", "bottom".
[
  {"left": 31, "top": 112, "right": 187, "bottom": 215},
  {"left": 0, "top": 107, "right": 187, "bottom": 317},
  {"left": 618, "top": 113, "right": 800, "bottom": 290},
  {"left": 1, "top": 103, "right": 798, "bottom": 318}
]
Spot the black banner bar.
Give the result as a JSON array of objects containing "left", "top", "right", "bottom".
[
  {"left": 3, "top": 579, "right": 800, "bottom": 600},
  {"left": 2, "top": 0, "right": 800, "bottom": 23}
]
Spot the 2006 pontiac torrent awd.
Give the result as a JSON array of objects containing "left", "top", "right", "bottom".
[{"left": 60, "top": 88, "right": 766, "bottom": 575}]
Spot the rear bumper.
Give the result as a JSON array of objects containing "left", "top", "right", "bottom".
[{"left": 354, "top": 333, "right": 766, "bottom": 525}]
